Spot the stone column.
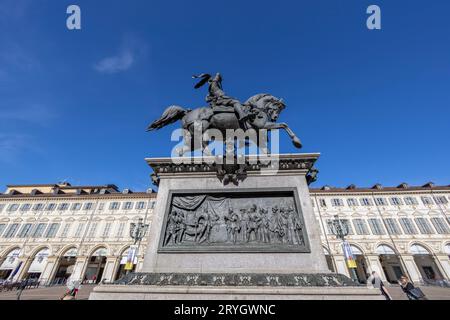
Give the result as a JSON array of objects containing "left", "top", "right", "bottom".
[
  {"left": 334, "top": 255, "right": 351, "bottom": 277},
  {"left": 136, "top": 255, "right": 144, "bottom": 272},
  {"left": 14, "top": 257, "right": 32, "bottom": 282},
  {"left": 401, "top": 254, "right": 421, "bottom": 283},
  {"left": 434, "top": 254, "right": 450, "bottom": 280},
  {"left": 101, "top": 256, "right": 117, "bottom": 282},
  {"left": 71, "top": 256, "right": 88, "bottom": 282},
  {"left": 40, "top": 256, "right": 58, "bottom": 285}
]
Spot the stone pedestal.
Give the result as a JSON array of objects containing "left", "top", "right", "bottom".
[{"left": 90, "top": 154, "right": 381, "bottom": 300}]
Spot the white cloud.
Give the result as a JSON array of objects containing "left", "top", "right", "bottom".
[
  {"left": 93, "top": 35, "right": 148, "bottom": 74},
  {"left": 0, "top": 133, "right": 34, "bottom": 164},
  {"left": 94, "top": 50, "right": 135, "bottom": 74},
  {"left": 0, "top": 104, "right": 57, "bottom": 125}
]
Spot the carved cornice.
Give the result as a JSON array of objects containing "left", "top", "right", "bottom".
[
  {"left": 147, "top": 153, "right": 320, "bottom": 186},
  {"left": 115, "top": 272, "right": 359, "bottom": 287}
]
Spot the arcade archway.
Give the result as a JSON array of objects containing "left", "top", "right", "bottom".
[
  {"left": 83, "top": 247, "right": 107, "bottom": 284},
  {"left": 376, "top": 244, "right": 405, "bottom": 283},
  {"left": 0, "top": 248, "right": 21, "bottom": 280},
  {"left": 349, "top": 244, "right": 368, "bottom": 284},
  {"left": 410, "top": 244, "right": 443, "bottom": 282},
  {"left": 114, "top": 247, "right": 138, "bottom": 281},
  {"left": 26, "top": 248, "right": 49, "bottom": 281},
  {"left": 52, "top": 247, "right": 78, "bottom": 285}
]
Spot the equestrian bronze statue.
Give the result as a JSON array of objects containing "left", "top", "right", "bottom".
[{"left": 147, "top": 73, "right": 302, "bottom": 155}]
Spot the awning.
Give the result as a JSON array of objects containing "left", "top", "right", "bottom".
[
  {"left": 0, "top": 249, "right": 20, "bottom": 271},
  {"left": 28, "top": 249, "right": 49, "bottom": 274}
]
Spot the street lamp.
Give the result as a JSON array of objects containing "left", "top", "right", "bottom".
[
  {"left": 330, "top": 215, "right": 349, "bottom": 240},
  {"left": 125, "top": 219, "right": 149, "bottom": 274},
  {"left": 330, "top": 215, "right": 359, "bottom": 282},
  {"left": 130, "top": 218, "right": 149, "bottom": 245}
]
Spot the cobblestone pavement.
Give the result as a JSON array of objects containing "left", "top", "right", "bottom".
[
  {"left": 0, "top": 285, "right": 95, "bottom": 300},
  {"left": 0, "top": 284, "right": 448, "bottom": 300},
  {"left": 364, "top": 285, "right": 450, "bottom": 300}
]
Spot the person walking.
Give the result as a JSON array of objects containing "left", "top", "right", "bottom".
[
  {"left": 398, "top": 275, "right": 428, "bottom": 300},
  {"left": 16, "top": 278, "right": 29, "bottom": 300},
  {"left": 61, "top": 279, "right": 81, "bottom": 300},
  {"left": 367, "top": 271, "right": 392, "bottom": 300}
]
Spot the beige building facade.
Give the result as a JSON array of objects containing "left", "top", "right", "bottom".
[
  {"left": 0, "top": 181, "right": 449, "bottom": 287},
  {"left": 0, "top": 183, "right": 156, "bottom": 285},
  {"left": 311, "top": 183, "right": 450, "bottom": 286}
]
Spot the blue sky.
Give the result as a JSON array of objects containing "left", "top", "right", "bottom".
[{"left": 0, "top": 0, "right": 449, "bottom": 191}]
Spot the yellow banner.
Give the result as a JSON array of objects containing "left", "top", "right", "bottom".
[
  {"left": 347, "top": 260, "right": 357, "bottom": 269},
  {"left": 124, "top": 262, "right": 134, "bottom": 271}
]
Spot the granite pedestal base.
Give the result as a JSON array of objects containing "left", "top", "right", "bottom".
[
  {"left": 90, "top": 154, "right": 376, "bottom": 300},
  {"left": 90, "top": 284, "right": 383, "bottom": 300}
]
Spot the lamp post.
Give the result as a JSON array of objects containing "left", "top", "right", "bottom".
[
  {"left": 126, "top": 218, "right": 149, "bottom": 274},
  {"left": 330, "top": 215, "right": 359, "bottom": 282}
]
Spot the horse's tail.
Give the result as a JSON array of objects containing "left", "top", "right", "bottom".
[{"left": 146, "top": 105, "right": 189, "bottom": 131}]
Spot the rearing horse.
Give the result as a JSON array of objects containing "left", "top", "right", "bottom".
[{"left": 147, "top": 75, "right": 302, "bottom": 156}]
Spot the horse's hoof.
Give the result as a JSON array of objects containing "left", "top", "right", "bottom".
[{"left": 293, "top": 137, "right": 302, "bottom": 149}]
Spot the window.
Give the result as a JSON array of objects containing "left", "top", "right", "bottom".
[
  {"left": 311, "top": 200, "right": 315, "bottom": 207},
  {"left": 0, "top": 204, "right": 5, "bottom": 212},
  {"left": 430, "top": 218, "right": 450, "bottom": 234},
  {"left": 98, "top": 203, "right": 104, "bottom": 210},
  {"left": 32, "top": 203, "right": 44, "bottom": 211},
  {"left": 20, "top": 204, "right": 32, "bottom": 212},
  {"left": 109, "top": 202, "right": 120, "bottom": 210},
  {"left": 434, "top": 196, "right": 448, "bottom": 205},
  {"left": 325, "top": 219, "right": 353, "bottom": 235},
  {"left": 150, "top": 201, "right": 156, "bottom": 209},
  {"left": 71, "top": 203, "right": 82, "bottom": 211},
  {"left": 83, "top": 202, "right": 94, "bottom": 210},
  {"left": 46, "top": 203, "right": 56, "bottom": 211},
  {"left": 415, "top": 218, "right": 435, "bottom": 234},
  {"left": 331, "top": 199, "right": 344, "bottom": 207},
  {"left": 45, "top": 223, "right": 60, "bottom": 238},
  {"left": 325, "top": 220, "right": 334, "bottom": 235},
  {"left": 368, "top": 219, "right": 386, "bottom": 235},
  {"left": 0, "top": 224, "right": 6, "bottom": 237},
  {"left": 116, "top": 223, "right": 125, "bottom": 237},
  {"left": 347, "top": 198, "right": 358, "bottom": 207},
  {"left": 353, "top": 219, "right": 370, "bottom": 235},
  {"left": 136, "top": 202, "right": 146, "bottom": 210},
  {"left": 7, "top": 204, "right": 19, "bottom": 212},
  {"left": 360, "top": 198, "right": 373, "bottom": 206},
  {"left": 102, "top": 223, "right": 112, "bottom": 237},
  {"left": 74, "top": 223, "right": 85, "bottom": 238},
  {"left": 375, "top": 198, "right": 388, "bottom": 206},
  {"left": 60, "top": 223, "right": 71, "bottom": 238},
  {"left": 390, "top": 197, "right": 403, "bottom": 206},
  {"left": 87, "top": 222, "right": 98, "bottom": 237},
  {"left": 404, "top": 197, "right": 418, "bottom": 205},
  {"left": 31, "top": 223, "right": 47, "bottom": 238},
  {"left": 399, "top": 218, "right": 418, "bottom": 235},
  {"left": 421, "top": 196, "right": 433, "bottom": 205},
  {"left": 384, "top": 218, "right": 402, "bottom": 235},
  {"left": 123, "top": 202, "right": 133, "bottom": 210},
  {"left": 58, "top": 203, "right": 69, "bottom": 211},
  {"left": 3, "top": 224, "right": 20, "bottom": 238},
  {"left": 341, "top": 219, "right": 353, "bottom": 235},
  {"left": 17, "top": 224, "right": 33, "bottom": 238}
]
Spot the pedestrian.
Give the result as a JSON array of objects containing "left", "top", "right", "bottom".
[
  {"left": 368, "top": 271, "right": 392, "bottom": 300},
  {"left": 398, "top": 275, "right": 428, "bottom": 300},
  {"left": 61, "top": 279, "right": 81, "bottom": 300},
  {"left": 16, "top": 279, "right": 28, "bottom": 300}
]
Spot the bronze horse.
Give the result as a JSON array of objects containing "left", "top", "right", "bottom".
[{"left": 147, "top": 73, "right": 302, "bottom": 156}]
